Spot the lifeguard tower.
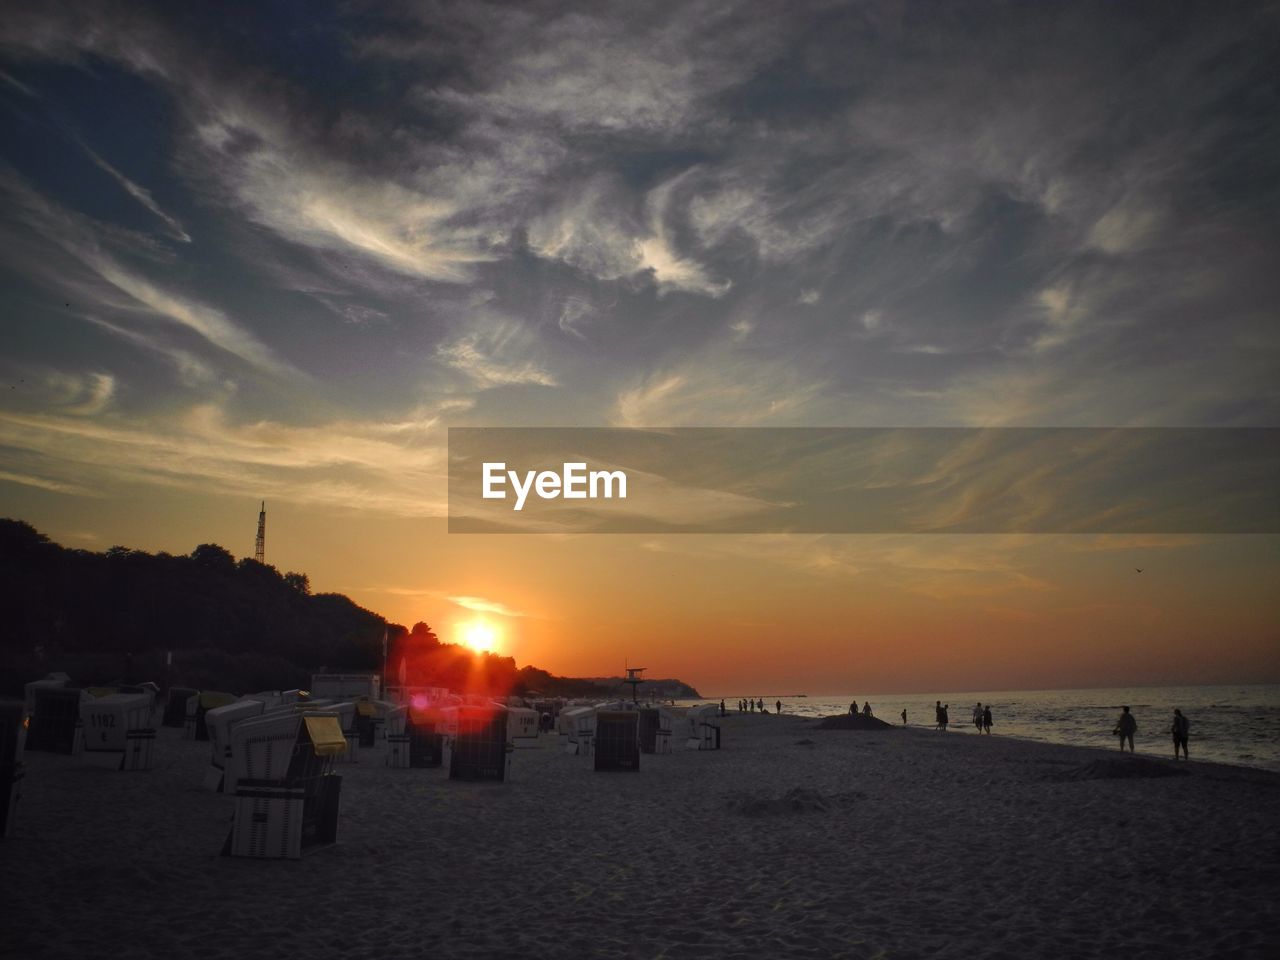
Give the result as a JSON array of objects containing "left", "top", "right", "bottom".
[{"left": 623, "top": 665, "right": 646, "bottom": 704}]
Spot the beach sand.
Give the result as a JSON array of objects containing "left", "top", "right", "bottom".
[{"left": 3, "top": 713, "right": 1278, "bottom": 959}]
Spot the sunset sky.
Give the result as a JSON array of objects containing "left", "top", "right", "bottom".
[{"left": 1, "top": 2, "right": 1277, "bottom": 693}]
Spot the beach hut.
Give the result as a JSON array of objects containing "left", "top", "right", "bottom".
[
  {"left": 162, "top": 687, "right": 197, "bottom": 728},
  {"left": 594, "top": 711, "right": 640, "bottom": 772},
  {"left": 23, "top": 673, "right": 71, "bottom": 716},
  {"left": 354, "top": 700, "right": 378, "bottom": 747},
  {"left": 203, "top": 699, "right": 267, "bottom": 791},
  {"left": 0, "top": 699, "right": 25, "bottom": 839},
  {"left": 559, "top": 705, "right": 597, "bottom": 756},
  {"left": 444, "top": 704, "right": 510, "bottom": 782},
  {"left": 369, "top": 698, "right": 402, "bottom": 732},
  {"left": 26, "top": 686, "right": 86, "bottom": 755},
  {"left": 685, "top": 704, "right": 722, "bottom": 750},
  {"left": 223, "top": 712, "right": 346, "bottom": 859},
  {"left": 118, "top": 682, "right": 161, "bottom": 726},
  {"left": 334, "top": 702, "right": 360, "bottom": 762},
  {"left": 507, "top": 706, "right": 540, "bottom": 748},
  {"left": 243, "top": 691, "right": 284, "bottom": 709},
  {"left": 405, "top": 705, "right": 444, "bottom": 768},
  {"left": 638, "top": 707, "right": 674, "bottom": 754},
  {"left": 80, "top": 693, "right": 156, "bottom": 771},
  {"left": 184, "top": 691, "right": 237, "bottom": 741},
  {"left": 384, "top": 705, "right": 410, "bottom": 768}
]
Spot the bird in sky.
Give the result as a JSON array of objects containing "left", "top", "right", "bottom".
[{"left": 1135, "top": 568, "right": 1144, "bottom": 573}]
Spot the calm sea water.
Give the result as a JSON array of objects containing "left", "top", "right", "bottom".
[{"left": 683, "top": 685, "right": 1280, "bottom": 772}]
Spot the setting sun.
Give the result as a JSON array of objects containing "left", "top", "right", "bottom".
[{"left": 458, "top": 620, "right": 500, "bottom": 655}]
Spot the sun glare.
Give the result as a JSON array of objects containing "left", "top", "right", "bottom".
[{"left": 459, "top": 620, "right": 499, "bottom": 655}]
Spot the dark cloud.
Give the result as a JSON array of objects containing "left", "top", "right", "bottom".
[{"left": 1, "top": 0, "right": 1278, "bottom": 510}]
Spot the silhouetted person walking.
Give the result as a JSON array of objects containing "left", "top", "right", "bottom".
[
  {"left": 941, "top": 703, "right": 950, "bottom": 731},
  {"left": 934, "top": 700, "right": 943, "bottom": 730},
  {"left": 982, "top": 704, "right": 992, "bottom": 734},
  {"left": 1172, "top": 708, "right": 1190, "bottom": 760},
  {"left": 973, "top": 702, "right": 983, "bottom": 730},
  {"left": 862, "top": 700, "right": 872, "bottom": 717},
  {"left": 851, "top": 701, "right": 858, "bottom": 716},
  {"left": 901, "top": 708, "right": 908, "bottom": 725},
  {"left": 1114, "top": 705, "right": 1137, "bottom": 752},
  {"left": 775, "top": 700, "right": 782, "bottom": 715}
]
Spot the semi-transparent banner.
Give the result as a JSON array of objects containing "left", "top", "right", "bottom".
[{"left": 447, "top": 428, "right": 1279, "bottom": 534}]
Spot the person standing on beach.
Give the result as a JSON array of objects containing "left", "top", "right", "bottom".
[
  {"left": 973, "top": 702, "right": 983, "bottom": 730},
  {"left": 776, "top": 699, "right": 782, "bottom": 715},
  {"left": 982, "top": 704, "right": 992, "bottom": 734},
  {"left": 720, "top": 699, "right": 726, "bottom": 717},
  {"left": 901, "top": 708, "right": 908, "bottom": 725},
  {"left": 851, "top": 701, "right": 859, "bottom": 716},
  {"left": 941, "top": 704, "right": 950, "bottom": 731},
  {"left": 934, "top": 700, "right": 943, "bottom": 730},
  {"left": 862, "top": 700, "right": 872, "bottom": 717},
  {"left": 757, "top": 697, "right": 764, "bottom": 713},
  {"left": 1171, "top": 708, "right": 1190, "bottom": 760},
  {"left": 1114, "top": 705, "right": 1137, "bottom": 752}
]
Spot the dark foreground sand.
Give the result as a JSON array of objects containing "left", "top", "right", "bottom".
[{"left": 3, "top": 713, "right": 1278, "bottom": 960}]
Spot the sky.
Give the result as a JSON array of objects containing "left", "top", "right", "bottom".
[{"left": 0, "top": 1, "right": 1277, "bottom": 694}]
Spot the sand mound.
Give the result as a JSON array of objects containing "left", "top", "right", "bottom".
[
  {"left": 1053, "top": 756, "right": 1190, "bottom": 781},
  {"left": 815, "top": 712, "right": 895, "bottom": 731},
  {"left": 726, "top": 787, "right": 863, "bottom": 816}
]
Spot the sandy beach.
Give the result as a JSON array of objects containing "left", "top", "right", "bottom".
[{"left": 3, "top": 714, "right": 1278, "bottom": 960}]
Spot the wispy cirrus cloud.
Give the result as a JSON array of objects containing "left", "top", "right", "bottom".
[
  {"left": 447, "top": 595, "right": 527, "bottom": 618},
  {"left": 80, "top": 145, "right": 190, "bottom": 243},
  {"left": 0, "top": 400, "right": 457, "bottom": 516}
]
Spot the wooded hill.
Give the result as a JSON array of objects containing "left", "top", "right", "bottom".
[{"left": 0, "top": 519, "right": 700, "bottom": 700}]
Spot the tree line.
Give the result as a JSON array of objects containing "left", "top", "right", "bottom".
[{"left": 0, "top": 519, "right": 700, "bottom": 700}]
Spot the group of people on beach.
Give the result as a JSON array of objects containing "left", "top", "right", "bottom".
[
  {"left": 734, "top": 698, "right": 783, "bottom": 715},
  {"left": 727, "top": 697, "right": 1194, "bottom": 759},
  {"left": 1114, "top": 705, "right": 1192, "bottom": 759},
  {"left": 927, "top": 700, "right": 993, "bottom": 732}
]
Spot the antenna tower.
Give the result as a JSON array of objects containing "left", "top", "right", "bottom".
[{"left": 255, "top": 501, "right": 266, "bottom": 563}]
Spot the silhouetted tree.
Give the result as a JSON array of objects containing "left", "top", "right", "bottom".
[
  {"left": 283, "top": 571, "right": 310, "bottom": 595},
  {"left": 191, "top": 543, "right": 235, "bottom": 572}
]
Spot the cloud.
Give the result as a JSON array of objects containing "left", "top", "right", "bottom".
[
  {"left": 0, "top": 401, "right": 459, "bottom": 517},
  {"left": 91, "top": 258, "right": 301, "bottom": 379},
  {"left": 613, "top": 354, "right": 826, "bottom": 427},
  {"left": 447, "top": 595, "right": 527, "bottom": 618},
  {"left": 40, "top": 371, "right": 115, "bottom": 415},
  {"left": 0, "top": 468, "right": 102, "bottom": 497},
  {"left": 0, "top": 0, "right": 1276, "bottom": 460},
  {"left": 0, "top": 170, "right": 300, "bottom": 380},
  {"left": 557, "top": 296, "right": 595, "bottom": 339},
  {"left": 81, "top": 145, "right": 191, "bottom": 242},
  {"left": 85, "top": 316, "right": 222, "bottom": 388},
  {"left": 208, "top": 131, "right": 499, "bottom": 283},
  {"left": 1087, "top": 200, "right": 1164, "bottom": 254},
  {"left": 436, "top": 315, "right": 557, "bottom": 388}
]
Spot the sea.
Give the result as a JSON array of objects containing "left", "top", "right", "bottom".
[{"left": 680, "top": 684, "right": 1280, "bottom": 772}]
